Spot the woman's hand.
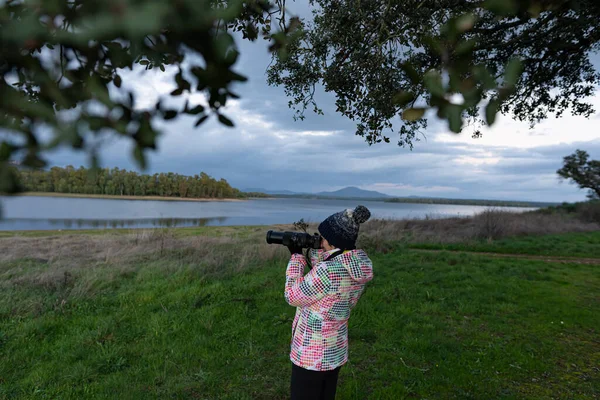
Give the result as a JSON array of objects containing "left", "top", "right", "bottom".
[{"left": 287, "top": 245, "right": 303, "bottom": 255}]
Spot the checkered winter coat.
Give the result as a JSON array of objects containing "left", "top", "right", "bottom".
[{"left": 284, "top": 248, "right": 374, "bottom": 371}]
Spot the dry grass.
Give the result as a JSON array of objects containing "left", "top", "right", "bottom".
[
  {"left": 0, "top": 227, "right": 288, "bottom": 296},
  {"left": 1, "top": 229, "right": 224, "bottom": 265},
  {"left": 357, "top": 209, "right": 599, "bottom": 252},
  {"left": 1, "top": 210, "right": 598, "bottom": 296},
  {"left": 577, "top": 201, "right": 600, "bottom": 224}
]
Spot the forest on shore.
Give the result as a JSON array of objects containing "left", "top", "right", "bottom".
[{"left": 15, "top": 166, "right": 244, "bottom": 199}]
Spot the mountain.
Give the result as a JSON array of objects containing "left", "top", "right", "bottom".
[
  {"left": 243, "top": 186, "right": 391, "bottom": 198},
  {"left": 316, "top": 186, "right": 391, "bottom": 199}
]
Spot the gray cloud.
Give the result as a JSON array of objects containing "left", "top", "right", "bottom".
[{"left": 42, "top": 38, "right": 600, "bottom": 204}]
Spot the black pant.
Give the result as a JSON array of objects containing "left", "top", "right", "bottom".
[{"left": 290, "top": 363, "right": 342, "bottom": 400}]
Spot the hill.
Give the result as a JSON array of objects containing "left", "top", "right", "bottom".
[
  {"left": 243, "top": 186, "right": 390, "bottom": 199},
  {"left": 316, "top": 186, "right": 391, "bottom": 198}
]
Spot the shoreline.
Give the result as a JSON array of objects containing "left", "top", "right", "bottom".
[
  {"left": 7, "top": 192, "right": 246, "bottom": 202},
  {"left": 3, "top": 192, "right": 547, "bottom": 208}
]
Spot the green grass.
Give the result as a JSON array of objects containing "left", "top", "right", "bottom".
[
  {"left": 1, "top": 243, "right": 598, "bottom": 399},
  {"left": 409, "top": 231, "right": 600, "bottom": 259}
]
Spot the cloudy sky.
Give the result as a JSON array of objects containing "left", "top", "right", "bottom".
[{"left": 47, "top": 7, "right": 600, "bottom": 203}]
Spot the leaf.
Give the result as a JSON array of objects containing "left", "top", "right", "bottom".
[
  {"left": 230, "top": 71, "right": 248, "bottom": 82},
  {"left": 402, "top": 108, "right": 427, "bottom": 121},
  {"left": 159, "top": 65, "right": 165, "bottom": 72},
  {"left": 170, "top": 88, "right": 184, "bottom": 96},
  {"left": 135, "top": 119, "right": 157, "bottom": 149},
  {"left": 88, "top": 79, "right": 113, "bottom": 107},
  {"left": 473, "top": 65, "right": 497, "bottom": 90},
  {"left": 456, "top": 13, "right": 477, "bottom": 32},
  {"left": 195, "top": 115, "right": 209, "bottom": 127},
  {"left": 0, "top": 142, "right": 12, "bottom": 162},
  {"left": 139, "top": 60, "right": 149, "bottom": 66},
  {"left": 163, "top": 110, "right": 178, "bottom": 120},
  {"left": 484, "top": 0, "right": 518, "bottom": 16},
  {"left": 443, "top": 13, "right": 477, "bottom": 41},
  {"left": 422, "top": 36, "right": 444, "bottom": 55},
  {"left": 392, "top": 91, "right": 415, "bottom": 107},
  {"left": 0, "top": 164, "right": 21, "bottom": 194},
  {"left": 188, "top": 105, "right": 205, "bottom": 115},
  {"left": 446, "top": 105, "right": 463, "bottom": 133},
  {"left": 175, "top": 71, "right": 185, "bottom": 87},
  {"left": 486, "top": 99, "right": 501, "bottom": 125},
  {"left": 423, "top": 70, "right": 444, "bottom": 98},
  {"left": 90, "top": 153, "right": 99, "bottom": 170},
  {"left": 498, "top": 87, "right": 514, "bottom": 101},
  {"left": 528, "top": 3, "right": 543, "bottom": 17},
  {"left": 504, "top": 58, "right": 523, "bottom": 87},
  {"left": 68, "top": 129, "right": 84, "bottom": 149},
  {"left": 23, "top": 152, "right": 46, "bottom": 169},
  {"left": 455, "top": 39, "right": 477, "bottom": 56},
  {"left": 88, "top": 116, "right": 107, "bottom": 131},
  {"left": 462, "top": 87, "right": 483, "bottom": 108},
  {"left": 133, "top": 146, "right": 146, "bottom": 170},
  {"left": 400, "top": 62, "right": 421, "bottom": 84},
  {"left": 218, "top": 114, "right": 234, "bottom": 127},
  {"left": 114, "top": 74, "right": 122, "bottom": 88}
]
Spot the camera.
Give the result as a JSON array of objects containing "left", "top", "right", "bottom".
[{"left": 266, "top": 230, "right": 322, "bottom": 249}]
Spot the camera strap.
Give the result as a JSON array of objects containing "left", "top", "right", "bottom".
[{"left": 325, "top": 249, "right": 345, "bottom": 261}]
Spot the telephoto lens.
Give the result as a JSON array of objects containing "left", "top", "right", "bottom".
[
  {"left": 266, "top": 230, "right": 285, "bottom": 245},
  {"left": 266, "top": 230, "right": 321, "bottom": 249}
]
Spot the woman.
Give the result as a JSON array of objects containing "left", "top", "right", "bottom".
[{"left": 284, "top": 205, "right": 374, "bottom": 400}]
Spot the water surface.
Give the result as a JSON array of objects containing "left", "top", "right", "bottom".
[{"left": 0, "top": 196, "right": 536, "bottom": 231}]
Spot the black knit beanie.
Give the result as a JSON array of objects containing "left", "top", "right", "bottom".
[{"left": 318, "top": 205, "right": 371, "bottom": 250}]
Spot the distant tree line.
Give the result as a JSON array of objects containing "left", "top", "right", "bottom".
[
  {"left": 243, "top": 192, "right": 271, "bottom": 198},
  {"left": 385, "top": 197, "right": 555, "bottom": 208},
  {"left": 266, "top": 193, "right": 553, "bottom": 207},
  {"left": 16, "top": 166, "right": 244, "bottom": 199}
]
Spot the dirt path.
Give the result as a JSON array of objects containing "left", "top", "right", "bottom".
[{"left": 410, "top": 248, "right": 600, "bottom": 265}]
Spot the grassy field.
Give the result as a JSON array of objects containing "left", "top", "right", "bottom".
[
  {"left": 0, "top": 226, "right": 599, "bottom": 399},
  {"left": 409, "top": 231, "right": 600, "bottom": 259}
]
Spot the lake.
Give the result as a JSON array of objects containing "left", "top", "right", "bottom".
[{"left": 0, "top": 196, "right": 537, "bottom": 231}]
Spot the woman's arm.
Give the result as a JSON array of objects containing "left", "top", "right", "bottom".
[
  {"left": 284, "top": 254, "right": 331, "bottom": 307},
  {"left": 308, "top": 248, "right": 325, "bottom": 266}
]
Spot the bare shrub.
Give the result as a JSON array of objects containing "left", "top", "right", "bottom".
[
  {"left": 473, "top": 209, "right": 510, "bottom": 240},
  {"left": 490, "top": 210, "right": 597, "bottom": 237},
  {"left": 293, "top": 219, "right": 310, "bottom": 233},
  {"left": 360, "top": 216, "right": 476, "bottom": 246},
  {"left": 577, "top": 201, "right": 600, "bottom": 224},
  {"left": 359, "top": 209, "right": 598, "bottom": 246}
]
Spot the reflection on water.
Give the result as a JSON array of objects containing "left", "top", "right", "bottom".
[{"left": 1, "top": 217, "right": 229, "bottom": 230}]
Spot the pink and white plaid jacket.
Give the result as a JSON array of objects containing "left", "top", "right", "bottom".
[{"left": 284, "top": 248, "right": 373, "bottom": 371}]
